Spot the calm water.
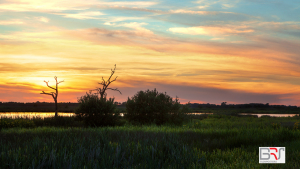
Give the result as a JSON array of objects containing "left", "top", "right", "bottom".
[
  {"left": 0, "top": 112, "right": 75, "bottom": 119},
  {"left": 190, "top": 113, "right": 299, "bottom": 118},
  {"left": 238, "top": 113, "right": 299, "bottom": 118},
  {"left": 0, "top": 112, "right": 298, "bottom": 119}
]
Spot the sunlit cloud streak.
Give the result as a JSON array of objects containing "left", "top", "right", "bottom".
[
  {"left": 0, "top": 0, "right": 157, "bottom": 12},
  {"left": 0, "top": 19, "right": 24, "bottom": 25},
  {"left": 58, "top": 11, "right": 105, "bottom": 20},
  {"left": 194, "top": 0, "right": 239, "bottom": 9},
  {"left": 169, "top": 26, "right": 254, "bottom": 36},
  {"left": 34, "top": 17, "right": 49, "bottom": 23}
]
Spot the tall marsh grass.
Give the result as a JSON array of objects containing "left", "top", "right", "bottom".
[
  {"left": 0, "top": 114, "right": 299, "bottom": 168},
  {"left": 0, "top": 116, "right": 83, "bottom": 129}
]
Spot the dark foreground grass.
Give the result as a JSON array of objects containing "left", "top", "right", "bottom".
[{"left": 0, "top": 115, "right": 300, "bottom": 168}]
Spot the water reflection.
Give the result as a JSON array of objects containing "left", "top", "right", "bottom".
[
  {"left": 0, "top": 112, "right": 126, "bottom": 119},
  {"left": 0, "top": 112, "right": 298, "bottom": 119},
  {"left": 238, "top": 113, "right": 299, "bottom": 118},
  {"left": 189, "top": 113, "right": 299, "bottom": 118},
  {"left": 188, "top": 113, "right": 214, "bottom": 115},
  {"left": 0, "top": 112, "right": 75, "bottom": 119}
]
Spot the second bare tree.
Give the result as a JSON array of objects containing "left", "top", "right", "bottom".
[{"left": 94, "top": 64, "right": 122, "bottom": 99}]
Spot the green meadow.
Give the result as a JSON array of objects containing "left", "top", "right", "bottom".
[{"left": 1, "top": 114, "right": 300, "bottom": 169}]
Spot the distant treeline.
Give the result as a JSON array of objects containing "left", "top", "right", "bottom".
[
  {"left": 188, "top": 102, "right": 300, "bottom": 114},
  {"left": 0, "top": 101, "right": 299, "bottom": 113},
  {"left": 189, "top": 102, "right": 299, "bottom": 109}
]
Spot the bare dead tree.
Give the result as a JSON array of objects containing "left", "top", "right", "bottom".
[
  {"left": 40, "top": 76, "right": 64, "bottom": 117},
  {"left": 94, "top": 64, "right": 122, "bottom": 99}
]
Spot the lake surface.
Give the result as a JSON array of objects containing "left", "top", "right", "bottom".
[
  {"left": 0, "top": 112, "right": 298, "bottom": 119},
  {"left": 238, "top": 113, "right": 299, "bottom": 118},
  {"left": 0, "top": 112, "right": 75, "bottom": 119},
  {"left": 190, "top": 113, "right": 299, "bottom": 118}
]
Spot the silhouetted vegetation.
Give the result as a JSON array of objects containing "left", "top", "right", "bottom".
[
  {"left": 0, "top": 102, "right": 126, "bottom": 112},
  {"left": 1, "top": 101, "right": 299, "bottom": 114},
  {"left": 2, "top": 63, "right": 300, "bottom": 168},
  {"left": 40, "top": 76, "right": 64, "bottom": 117},
  {"left": 33, "top": 116, "right": 83, "bottom": 127},
  {"left": 189, "top": 103, "right": 300, "bottom": 114},
  {"left": 94, "top": 64, "right": 122, "bottom": 99},
  {"left": 125, "top": 88, "right": 190, "bottom": 125},
  {"left": 73, "top": 64, "right": 123, "bottom": 127},
  {"left": 75, "top": 92, "right": 120, "bottom": 127}
]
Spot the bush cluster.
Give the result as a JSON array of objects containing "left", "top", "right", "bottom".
[
  {"left": 1, "top": 89, "right": 190, "bottom": 128},
  {"left": 125, "top": 88, "right": 189, "bottom": 125},
  {"left": 60, "top": 88, "right": 190, "bottom": 127},
  {"left": 75, "top": 92, "right": 120, "bottom": 127}
]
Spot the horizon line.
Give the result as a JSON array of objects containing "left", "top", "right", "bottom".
[{"left": 0, "top": 101, "right": 299, "bottom": 107}]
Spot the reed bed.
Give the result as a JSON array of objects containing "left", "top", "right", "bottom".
[
  {"left": 0, "top": 116, "right": 82, "bottom": 129},
  {"left": 0, "top": 115, "right": 300, "bottom": 168}
]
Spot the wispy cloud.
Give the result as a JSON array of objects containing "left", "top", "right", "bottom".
[
  {"left": 169, "top": 9, "right": 214, "bottom": 15},
  {"left": 95, "top": 1, "right": 158, "bottom": 7},
  {"left": 0, "top": 0, "right": 86, "bottom": 12},
  {"left": 222, "top": 3, "right": 235, "bottom": 9},
  {"left": 113, "top": 22, "right": 153, "bottom": 36},
  {"left": 194, "top": 0, "right": 217, "bottom": 9},
  {"left": 0, "top": 0, "right": 158, "bottom": 12},
  {"left": 35, "top": 17, "right": 49, "bottom": 23},
  {"left": 59, "top": 11, "right": 105, "bottom": 20},
  {"left": 257, "top": 21, "right": 300, "bottom": 31},
  {"left": 194, "top": 0, "right": 239, "bottom": 9},
  {"left": 169, "top": 25, "right": 254, "bottom": 36},
  {"left": 0, "top": 19, "right": 24, "bottom": 25},
  {"left": 103, "top": 16, "right": 145, "bottom": 26}
]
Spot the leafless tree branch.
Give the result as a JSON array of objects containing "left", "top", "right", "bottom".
[
  {"left": 44, "top": 80, "right": 56, "bottom": 90},
  {"left": 40, "top": 76, "right": 64, "bottom": 117},
  {"left": 95, "top": 64, "right": 121, "bottom": 98},
  {"left": 107, "top": 88, "right": 122, "bottom": 95},
  {"left": 40, "top": 92, "right": 53, "bottom": 96},
  {"left": 58, "top": 80, "right": 64, "bottom": 84}
]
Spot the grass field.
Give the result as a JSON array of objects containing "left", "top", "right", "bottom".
[{"left": 1, "top": 114, "right": 300, "bottom": 168}]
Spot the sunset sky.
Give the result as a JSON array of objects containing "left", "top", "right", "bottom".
[{"left": 1, "top": 0, "right": 300, "bottom": 105}]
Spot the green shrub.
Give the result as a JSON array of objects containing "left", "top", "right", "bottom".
[
  {"left": 44, "top": 116, "right": 77, "bottom": 127},
  {"left": 125, "top": 88, "right": 188, "bottom": 125},
  {"left": 32, "top": 116, "right": 83, "bottom": 128},
  {"left": 115, "top": 117, "right": 127, "bottom": 126},
  {"left": 0, "top": 118, "right": 35, "bottom": 129},
  {"left": 75, "top": 92, "right": 120, "bottom": 127},
  {"left": 31, "top": 117, "right": 45, "bottom": 127}
]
